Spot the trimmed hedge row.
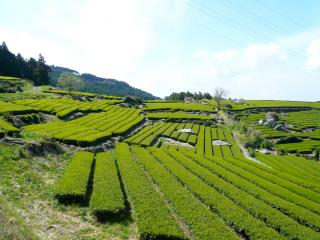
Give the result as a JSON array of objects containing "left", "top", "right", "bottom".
[
  {"left": 180, "top": 150, "right": 320, "bottom": 232},
  {"left": 257, "top": 154, "right": 320, "bottom": 184},
  {"left": 0, "top": 118, "right": 18, "bottom": 132},
  {"left": 90, "top": 152, "right": 125, "bottom": 215},
  {"left": 168, "top": 149, "right": 320, "bottom": 239},
  {"left": 145, "top": 102, "right": 217, "bottom": 113},
  {"left": 152, "top": 148, "right": 284, "bottom": 240},
  {"left": 139, "top": 123, "right": 173, "bottom": 146},
  {"left": 223, "top": 156, "right": 320, "bottom": 205},
  {"left": 206, "top": 155, "right": 320, "bottom": 215},
  {"left": 24, "top": 107, "right": 144, "bottom": 146},
  {"left": 162, "top": 122, "right": 179, "bottom": 137},
  {"left": 136, "top": 147, "right": 238, "bottom": 240},
  {"left": 0, "top": 101, "right": 36, "bottom": 114},
  {"left": 187, "top": 134, "right": 197, "bottom": 145},
  {"left": 254, "top": 153, "right": 320, "bottom": 194},
  {"left": 55, "top": 151, "right": 94, "bottom": 201},
  {"left": 195, "top": 125, "right": 205, "bottom": 155},
  {"left": 15, "top": 98, "right": 120, "bottom": 118},
  {"left": 147, "top": 111, "right": 212, "bottom": 120},
  {"left": 115, "top": 143, "right": 185, "bottom": 240},
  {"left": 221, "top": 146, "right": 234, "bottom": 159},
  {"left": 126, "top": 122, "right": 164, "bottom": 145}
]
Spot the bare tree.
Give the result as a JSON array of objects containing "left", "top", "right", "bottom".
[{"left": 213, "top": 88, "right": 226, "bottom": 111}]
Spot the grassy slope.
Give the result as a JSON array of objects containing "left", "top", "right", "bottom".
[{"left": 0, "top": 144, "right": 136, "bottom": 240}]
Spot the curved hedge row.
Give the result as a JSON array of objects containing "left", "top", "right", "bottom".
[
  {"left": 180, "top": 150, "right": 320, "bottom": 232},
  {"left": 151, "top": 148, "right": 284, "bottom": 240},
  {"left": 167, "top": 149, "right": 320, "bottom": 239}
]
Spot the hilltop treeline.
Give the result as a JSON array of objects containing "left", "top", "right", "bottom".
[
  {"left": 0, "top": 42, "right": 50, "bottom": 85},
  {"left": 165, "top": 91, "right": 212, "bottom": 101},
  {"left": 0, "top": 41, "right": 158, "bottom": 99}
]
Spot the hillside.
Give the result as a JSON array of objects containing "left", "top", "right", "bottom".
[
  {"left": 0, "top": 78, "right": 320, "bottom": 239},
  {"left": 49, "top": 66, "right": 159, "bottom": 100}
]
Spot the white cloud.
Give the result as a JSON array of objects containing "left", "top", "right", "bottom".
[
  {"left": 1, "top": 1, "right": 319, "bottom": 101},
  {"left": 0, "top": 0, "right": 169, "bottom": 80},
  {"left": 131, "top": 29, "right": 320, "bottom": 100},
  {"left": 213, "top": 49, "right": 237, "bottom": 62},
  {"left": 0, "top": 0, "right": 192, "bottom": 89},
  {"left": 194, "top": 49, "right": 209, "bottom": 58},
  {"left": 243, "top": 43, "right": 286, "bottom": 69},
  {"left": 306, "top": 37, "right": 320, "bottom": 69}
]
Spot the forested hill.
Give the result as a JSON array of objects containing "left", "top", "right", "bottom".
[
  {"left": 0, "top": 41, "right": 158, "bottom": 99},
  {"left": 50, "top": 66, "right": 159, "bottom": 100}
]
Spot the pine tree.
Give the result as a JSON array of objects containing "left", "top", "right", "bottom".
[{"left": 33, "top": 54, "right": 51, "bottom": 85}]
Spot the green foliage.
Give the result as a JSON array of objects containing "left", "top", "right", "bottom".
[
  {"left": 181, "top": 150, "right": 320, "bottom": 234},
  {"left": 195, "top": 125, "right": 205, "bottom": 155},
  {"left": 0, "top": 196, "right": 39, "bottom": 240},
  {"left": 147, "top": 111, "right": 212, "bottom": 120},
  {"left": 15, "top": 98, "right": 122, "bottom": 118},
  {"left": 242, "top": 125, "right": 274, "bottom": 150},
  {"left": 0, "top": 117, "right": 18, "bottom": 132},
  {"left": 123, "top": 96, "right": 142, "bottom": 105},
  {"left": 138, "top": 147, "right": 238, "bottom": 239},
  {"left": 90, "top": 152, "right": 125, "bottom": 215},
  {"left": 55, "top": 151, "right": 94, "bottom": 201},
  {"left": 277, "top": 136, "right": 303, "bottom": 144},
  {"left": 214, "top": 155, "right": 320, "bottom": 215},
  {"left": 165, "top": 91, "right": 212, "bottom": 100},
  {"left": 43, "top": 88, "right": 122, "bottom": 100},
  {"left": 0, "top": 101, "right": 36, "bottom": 114},
  {"left": 23, "top": 106, "right": 144, "bottom": 146},
  {"left": 0, "top": 76, "right": 25, "bottom": 93},
  {"left": 126, "top": 122, "right": 168, "bottom": 146},
  {"left": 280, "top": 110, "right": 320, "bottom": 130},
  {"left": 276, "top": 140, "right": 320, "bottom": 153},
  {"left": 0, "top": 42, "right": 50, "bottom": 86},
  {"left": 145, "top": 102, "right": 217, "bottom": 112},
  {"left": 167, "top": 149, "right": 319, "bottom": 239},
  {"left": 204, "top": 126, "right": 213, "bottom": 156},
  {"left": 256, "top": 153, "right": 320, "bottom": 185},
  {"left": 50, "top": 66, "right": 158, "bottom": 100},
  {"left": 57, "top": 73, "right": 85, "bottom": 94},
  {"left": 179, "top": 152, "right": 318, "bottom": 236},
  {"left": 115, "top": 143, "right": 186, "bottom": 240}
]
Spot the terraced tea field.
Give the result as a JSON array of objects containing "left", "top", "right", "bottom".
[
  {"left": 52, "top": 143, "right": 320, "bottom": 239},
  {"left": 240, "top": 110, "right": 320, "bottom": 153},
  {"left": 24, "top": 106, "right": 144, "bottom": 145},
  {"left": 1, "top": 85, "right": 320, "bottom": 239}
]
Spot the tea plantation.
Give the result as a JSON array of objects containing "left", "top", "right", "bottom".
[{"left": 1, "top": 77, "right": 320, "bottom": 239}]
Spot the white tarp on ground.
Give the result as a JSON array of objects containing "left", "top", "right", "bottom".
[
  {"left": 178, "top": 128, "right": 193, "bottom": 134},
  {"left": 212, "top": 140, "right": 231, "bottom": 146},
  {"left": 161, "top": 138, "right": 194, "bottom": 148}
]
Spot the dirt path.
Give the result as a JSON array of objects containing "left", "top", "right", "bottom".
[
  {"left": 233, "top": 134, "right": 271, "bottom": 167},
  {"left": 31, "top": 86, "right": 41, "bottom": 93}
]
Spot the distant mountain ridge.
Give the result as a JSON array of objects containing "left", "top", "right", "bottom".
[{"left": 49, "top": 66, "right": 159, "bottom": 100}]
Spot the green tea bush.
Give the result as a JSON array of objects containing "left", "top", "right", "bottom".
[
  {"left": 55, "top": 151, "right": 94, "bottom": 202},
  {"left": 90, "top": 152, "right": 125, "bottom": 217}
]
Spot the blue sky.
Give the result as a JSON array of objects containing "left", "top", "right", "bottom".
[{"left": 1, "top": 0, "right": 320, "bottom": 100}]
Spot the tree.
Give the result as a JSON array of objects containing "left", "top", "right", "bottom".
[
  {"left": 57, "top": 73, "right": 85, "bottom": 94},
  {"left": 0, "top": 42, "right": 51, "bottom": 85},
  {"left": 165, "top": 91, "right": 212, "bottom": 101},
  {"left": 0, "top": 41, "right": 19, "bottom": 77},
  {"left": 33, "top": 54, "right": 51, "bottom": 85},
  {"left": 213, "top": 88, "right": 226, "bottom": 111}
]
